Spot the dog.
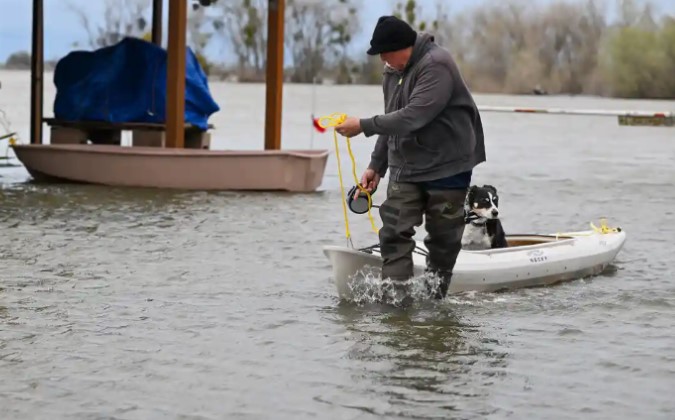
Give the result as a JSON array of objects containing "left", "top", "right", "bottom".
[{"left": 461, "top": 185, "right": 508, "bottom": 250}]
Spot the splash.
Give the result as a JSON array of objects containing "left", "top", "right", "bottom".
[
  {"left": 344, "top": 267, "right": 444, "bottom": 306},
  {"left": 341, "top": 268, "right": 519, "bottom": 307}
]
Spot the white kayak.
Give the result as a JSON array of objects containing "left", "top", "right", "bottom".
[{"left": 323, "top": 226, "right": 626, "bottom": 300}]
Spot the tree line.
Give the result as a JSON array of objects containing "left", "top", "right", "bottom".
[
  {"left": 3, "top": 0, "right": 674, "bottom": 99},
  {"left": 203, "top": 0, "right": 675, "bottom": 99}
]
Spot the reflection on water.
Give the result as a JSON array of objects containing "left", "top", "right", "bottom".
[{"left": 327, "top": 301, "right": 509, "bottom": 418}]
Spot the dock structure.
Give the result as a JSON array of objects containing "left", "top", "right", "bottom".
[{"left": 12, "top": 0, "right": 329, "bottom": 192}]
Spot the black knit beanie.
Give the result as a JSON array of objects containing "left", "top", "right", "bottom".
[{"left": 367, "top": 15, "right": 417, "bottom": 55}]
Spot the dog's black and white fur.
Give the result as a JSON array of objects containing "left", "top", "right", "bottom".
[{"left": 461, "top": 185, "right": 508, "bottom": 250}]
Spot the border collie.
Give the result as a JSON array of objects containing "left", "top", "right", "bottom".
[{"left": 461, "top": 185, "right": 508, "bottom": 250}]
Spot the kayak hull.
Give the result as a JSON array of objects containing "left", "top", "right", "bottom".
[{"left": 323, "top": 230, "right": 626, "bottom": 300}]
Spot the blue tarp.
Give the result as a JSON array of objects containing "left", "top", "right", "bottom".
[{"left": 53, "top": 37, "right": 219, "bottom": 130}]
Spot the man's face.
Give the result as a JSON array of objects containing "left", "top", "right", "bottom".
[{"left": 380, "top": 49, "right": 410, "bottom": 71}]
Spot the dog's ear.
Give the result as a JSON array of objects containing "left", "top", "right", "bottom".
[
  {"left": 482, "top": 185, "right": 498, "bottom": 195},
  {"left": 466, "top": 185, "right": 478, "bottom": 202},
  {"left": 482, "top": 184, "right": 499, "bottom": 205},
  {"left": 465, "top": 185, "right": 478, "bottom": 209}
]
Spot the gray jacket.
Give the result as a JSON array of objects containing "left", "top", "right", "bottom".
[{"left": 360, "top": 33, "right": 486, "bottom": 182}]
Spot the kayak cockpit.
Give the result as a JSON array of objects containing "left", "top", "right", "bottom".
[
  {"left": 505, "top": 234, "right": 573, "bottom": 247},
  {"left": 461, "top": 234, "right": 577, "bottom": 254}
]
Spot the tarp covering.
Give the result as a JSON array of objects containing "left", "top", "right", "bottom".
[{"left": 53, "top": 37, "right": 219, "bottom": 130}]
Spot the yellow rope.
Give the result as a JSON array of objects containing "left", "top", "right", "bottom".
[
  {"left": 1, "top": 134, "right": 18, "bottom": 162},
  {"left": 590, "top": 218, "right": 621, "bottom": 234},
  {"left": 555, "top": 218, "right": 621, "bottom": 239},
  {"left": 316, "top": 113, "right": 380, "bottom": 241}
]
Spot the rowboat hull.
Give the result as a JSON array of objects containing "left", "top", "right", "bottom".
[{"left": 12, "top": 144, "right": 329, "bottom": 192}]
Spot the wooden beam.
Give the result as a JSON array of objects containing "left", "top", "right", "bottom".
[
  {"left": 165, "top": 0, "right": 187, "bottom": 148},
  {"left": 30, "top": 0, "right": 44, "bottom": 145},
  {"left": 264, "top": 0, "right": 285, "bottom": 150},
  {"left": 151, "top": 0, "right": 163, "bottom": 46}
]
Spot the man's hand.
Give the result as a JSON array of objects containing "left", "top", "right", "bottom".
[
  {"left": 335, "top": 116, "right": 363, "bottom": 138},
  {"left": 356, "top": 168, "right": 381, "bottom": 199}
]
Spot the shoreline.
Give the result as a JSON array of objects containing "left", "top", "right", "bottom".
[
  {"left": 2, "top": 68, "right": 675, "bottom": 103},
  {"left": 2, "top": 69, "right": 675, "bottom": 110}
]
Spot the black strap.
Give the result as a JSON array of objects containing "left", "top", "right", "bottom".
[{"left": 358, "top": 243, "right": 429, "bottom": 257}]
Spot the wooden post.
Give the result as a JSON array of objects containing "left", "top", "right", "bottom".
[
  {"left": 30, "top": 0, "right": 44, "bottom": 145},
  {"left": 165, "top": 0, "right": 187, "bottom": 148},
  {"left": 264, "top": 0, "right": 285, "bottom": 150},
  {"left": 151, "top": 0, "right": 163, "bottom": 46}
]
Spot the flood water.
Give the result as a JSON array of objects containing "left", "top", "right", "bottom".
[{"left": 1, "top": 69, "right": 675, "bottom": 419}]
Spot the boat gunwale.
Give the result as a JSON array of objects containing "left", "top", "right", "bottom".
[
  {"left": 323, "top": 230, "right": 626, "bottom": 258},
  {"left": 11, "top": 144, "right": 330, "bottom": 159}
]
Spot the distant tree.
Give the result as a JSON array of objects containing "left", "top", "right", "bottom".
[
  {"left": 602, "top": 15, "right": 675, "bottom": 98},
  {"left": 210, "top": 0, "right": 268, "bottom": 81},
  {"left": 329, "top": 1, "right": 361, "bottom": 84},
  {"left": 351, "top": 55, "right": 384, "bottom": 85},
  {"left": 187, "top": 5, "right": 215, "bottom": 76},
  {"left": 67, "top": 0, "right": 151, "bottom": 49},
  {"left": 285, "top": 0, "right": 361, "bottom": 83},
  {"left": 391, "top": 0, "right": 440, "bottom": 33},
  {"left": 4, "top": 51, "right": 31, "bottom": 70},
  {"left": 68, "top": 0, "right": 216, "bottom": 75}
]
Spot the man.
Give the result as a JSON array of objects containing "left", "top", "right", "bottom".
[{"left": 335, "top": 15, "right": 486, "bottom": 299}]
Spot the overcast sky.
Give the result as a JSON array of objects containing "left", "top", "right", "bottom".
[{"left": 1, "top": 0, "right": 674, "bottom": 63}]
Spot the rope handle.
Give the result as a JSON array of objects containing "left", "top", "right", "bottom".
[
  {"left": 555, "top": 218, "right": 622, "bottom": 239},
  {"left": 590, "top": 217, "right": 621, "bottom": 234},
  {"left": 316, "top": 113, "right": 380, "bottom": 243}
]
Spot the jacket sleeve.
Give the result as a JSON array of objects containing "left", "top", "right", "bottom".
[
  {"left": 368, "top": 134, "right": 388, "bottom": 177},
  {"left": 360, "top": 60, "right": 453, "bottom": 137}
]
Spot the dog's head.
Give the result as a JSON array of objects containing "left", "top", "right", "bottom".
[{"left": 466, "top": 185, "right": 500, "bottom": 219}]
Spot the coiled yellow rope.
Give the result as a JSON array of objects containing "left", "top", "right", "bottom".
[{"left": 316, "top": 113, "right": 380, "bottom": 243}]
